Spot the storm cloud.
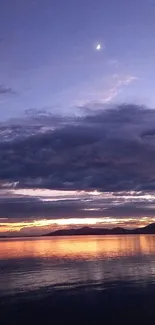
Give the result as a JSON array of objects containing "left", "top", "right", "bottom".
[{"left": 0, "top": 104, "right": 155, "bottom": 192}]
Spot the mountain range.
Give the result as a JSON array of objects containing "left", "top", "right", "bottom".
[{"left": 44, "top": 223, "right": 155, "bottom": 237}]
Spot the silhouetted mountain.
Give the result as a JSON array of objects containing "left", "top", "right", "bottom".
[
  {"left": 135, "top": 223, "right": 155, "bottom": 234},
  {"left": 44, "top": 223, "right": 155, "bottom": 237}
]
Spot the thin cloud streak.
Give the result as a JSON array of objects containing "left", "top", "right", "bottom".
[{"left": 103, "top": 75, "right": 138, "bottom": 103}]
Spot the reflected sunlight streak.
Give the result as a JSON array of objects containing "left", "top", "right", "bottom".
[{"left": 0, "top": 235, "right": 155, "bottom": 260}]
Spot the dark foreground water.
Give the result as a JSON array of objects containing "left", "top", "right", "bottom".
[{"left": 1, "top": 235, "right": 155, "bottom": 324}]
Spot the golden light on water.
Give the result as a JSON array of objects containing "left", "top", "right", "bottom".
[{"left": 0, "top": 235, "right": 155, "bottom": 260}]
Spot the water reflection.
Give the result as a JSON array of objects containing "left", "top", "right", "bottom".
[
  {"left": 0, "top": 235, "right": 155, "bottom": 296},
  {"left": 0, "top": 235, "right": 155, "bottom": 260}
]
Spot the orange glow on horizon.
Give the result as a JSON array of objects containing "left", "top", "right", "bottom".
[
  {"left": 1, "top": 216, "right": 155, "bottom": 234},
  {"left": 1, "top": 188, "right": 155, "bottom": 235}
]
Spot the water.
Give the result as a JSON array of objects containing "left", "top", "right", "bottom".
[{"left": 1, "top": 235, "right": 155, "bottom": 298}]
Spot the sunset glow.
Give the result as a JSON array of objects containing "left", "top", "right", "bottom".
[
  {"left": 1, "top": 216, "right": 155, "bottom": 235},
  {"left": 1, "top": 187, "right": 155, "bottom": 235},
  {"left": 1, "top": 1, "right": 155, "bottom": 322}
]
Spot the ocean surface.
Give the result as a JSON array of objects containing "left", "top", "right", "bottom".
[{"left": 1, "top": 235, "right": 155, "bottom": 323}]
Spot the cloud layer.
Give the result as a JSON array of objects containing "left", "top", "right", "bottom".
[
  {"left": 0, "top": 104, "right": 155, "bottom": 192},
  {"left": 1, "top": 103, "right": 155, "bottom": 232}
]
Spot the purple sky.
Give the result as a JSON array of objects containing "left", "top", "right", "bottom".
[
  {"left": 1, "top": 0, "right": 155, "bottom": 234},
  {"left": 0, "top": 0, "right": 155, "bottom": 120}
]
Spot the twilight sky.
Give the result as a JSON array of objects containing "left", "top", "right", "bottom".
[{"left": 1, "top": 0, "right": 155, "bottom": 235}]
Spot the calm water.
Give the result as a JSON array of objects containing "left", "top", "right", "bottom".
[{"left": 0, "top": 235, "right": 155, "bottom": 297}]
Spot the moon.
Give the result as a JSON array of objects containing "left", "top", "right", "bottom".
[{"left": 96, "top": 44, "right": 101, "bottom": 51}]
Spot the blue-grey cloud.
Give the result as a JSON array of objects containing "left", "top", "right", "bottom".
[{"left": 0, "top": 104, "right": 155, "bottom": 192}]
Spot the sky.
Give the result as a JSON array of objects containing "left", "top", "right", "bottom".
[{"left": 1, "top": 0, "right": 155, "bottom": 235}]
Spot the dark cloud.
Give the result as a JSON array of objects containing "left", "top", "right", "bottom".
[
  {"left": 0, "top": 109, "right": 75, "bottom": 142},
  {"left": 0, "top": 198, "right": 84, "bottom": 218},
  {"left": 0, "top": 84, "right": 16, "bottom": 95},
  {"left": 0, "top": 104, "right": 155, "bottom": 192},
  {"left": 0, "top": 193, "right": 155, "bottom": 219}
]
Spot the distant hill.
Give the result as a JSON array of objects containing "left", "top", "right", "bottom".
[{"left": 44, "top": 223, "right": 155, "bottom": 237}]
